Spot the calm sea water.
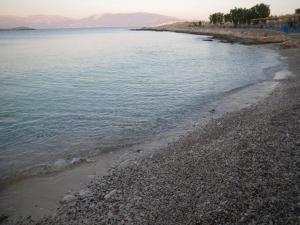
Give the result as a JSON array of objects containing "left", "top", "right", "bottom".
[{"left": 0, "top": 28, "right": 282, "bottom": 181}]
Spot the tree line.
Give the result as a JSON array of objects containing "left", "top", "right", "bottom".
[{"left": 209, "top": 3, "right": 270, "bottom": 26}]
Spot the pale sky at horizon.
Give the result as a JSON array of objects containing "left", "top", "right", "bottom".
[{"left": 0, "top": 0, "right": 299, "bottom": 20}]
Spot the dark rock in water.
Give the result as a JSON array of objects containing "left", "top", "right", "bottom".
[
  {"left": 209, "top": 108, "right": 216, "bottom": 113},
  {"left": 203, "top": 38, "right": 213, "bottom": 42}
]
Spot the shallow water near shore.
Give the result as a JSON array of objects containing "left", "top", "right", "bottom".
[
  {"left": 0, "top": 28, "right": 285, "bottom": 184},
  {"left": 0, "top": 74, "right": 287, "bottom": 221}
]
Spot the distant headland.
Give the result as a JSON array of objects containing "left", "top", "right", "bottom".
[{"left": 0, "top": 26, "right": 35, "bottom": 31}]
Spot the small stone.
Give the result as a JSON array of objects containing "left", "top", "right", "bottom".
[
  {"left": 239, "top": 216, "right": 247, "bottom": 222},
  {"left": 111, "top": 206, "right": 119, "bottom": 215},
  {"left": 104, "top": 189, "right": 117, "bottom": 200},
  {"left": 61, "top": 194, "right": 76, "bottom": 203},
  {"left": 53, "top": 159, "right": 68, "bottom": 170},
  {"left": 79, "top": 189, "right": 90, "bottom": 197},
  {"left": 86, "top": 158, "right": 96, "bottom": 163},
  {"left": 71, "top": 158, "right": 83, "bottom": 165}
]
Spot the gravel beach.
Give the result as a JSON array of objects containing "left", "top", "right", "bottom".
[{"left": 3, "top": 36, "right": 300, "bottom": 225}]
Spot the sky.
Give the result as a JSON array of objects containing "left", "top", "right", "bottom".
[{"left": 0, "top": 0, "right": 299, "bottom": 20}]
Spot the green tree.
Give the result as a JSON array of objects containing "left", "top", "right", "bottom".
[
  {"left": 216, "top": 13, "right": 224, "bottom": 24},
  {"left": 209, "top": 14, "right": 216, "bottom": 24},
  {"left": 210, "top": 3, "right": 271, "bottom": 26},
  {"left": 251, "top": 3, "right": 270, "bottom": 19},
  {"left": 224, "top": 13, "right": 232, "bottom": 23},
  {"left": 245, "top": 8, "right": 258, "bottom": 24},
  {"left": 230, "top": 8, "right": 247, "bottom": 26},
  {"left": 209, "top": 12, "right": 224, "bottom": 24}
]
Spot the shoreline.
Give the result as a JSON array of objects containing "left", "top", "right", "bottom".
[
  {"left": 134, "top": 22, "right": 299, "bottom": 47},
  {"left": 1, "top": 32, "right": 299, "bottom": 224},
  {"left": 45, "top": 45, "right": 299, "bottom": 224},
  {"left": 0, "top": 76, "right": 285, "bottom": 222}
]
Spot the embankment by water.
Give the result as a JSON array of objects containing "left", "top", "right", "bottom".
[{"left": 136, "top": 21, "right": 297, "bottom": 46}]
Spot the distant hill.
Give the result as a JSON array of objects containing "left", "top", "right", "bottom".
[
  {"left": 0, "top": 13, "right": 180, "bottom": 29},
  {"left": 0, "top": 26, "right": 35, "bottom": 31}
]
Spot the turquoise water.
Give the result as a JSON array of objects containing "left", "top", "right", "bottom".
[{"left": 0, "top": 28, "right": 282, "bottom": 181}]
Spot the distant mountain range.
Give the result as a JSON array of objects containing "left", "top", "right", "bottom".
[{"left": 0, "top": 13, "right": 180, "bottom": 29}]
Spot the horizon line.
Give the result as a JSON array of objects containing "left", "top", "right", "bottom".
[{"left": 0, "top": 12, "right": 188, "bottom": 20}]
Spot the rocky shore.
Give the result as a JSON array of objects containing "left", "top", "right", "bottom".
[
  {"left": 136, "top": 22, "right": 298, "bottom": 46},
  {"left": 3, "top": 34, "right": 300, "bottom": 225}
]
